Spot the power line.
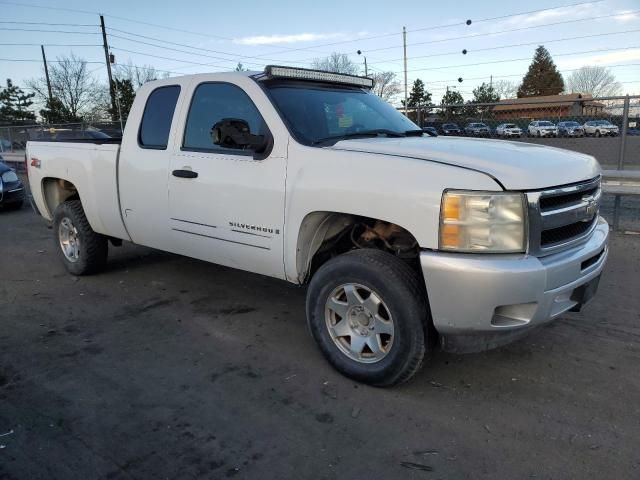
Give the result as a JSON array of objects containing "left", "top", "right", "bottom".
[
  {"left": 109, "top": 46, "right": 240, "bottom": 69},
  {"left": 0, "top": 58, "right": 103, "bottom": 63},
  {"left": 369, "top": 29, "right": 640, "bottom": 65},
  {"left": 408, "top": 63, "right": 640, "bottom": 85},
  {"left": 0, "top": 21, "right": 97, "bottom": 26},
  {"left": 250, "top": 0, "right": 606, "bottom": 58},
  {"left": 0, "top": 43, "right": 101, "bottom": 47},
  {"left": 107, "top": 31, "right": 308, "bottom": 66},
  {"left": 397, "top": 46, "right": 640, "bottom": 75},
  {"left": 0, "top": 27, "right": 100, "bottom": 34},
  {"left": 363, "top": 10, "right": 640, "bottom": 55}
]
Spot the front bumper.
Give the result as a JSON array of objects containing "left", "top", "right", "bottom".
[{"left": 420, "top": 217, "right": 609, "bottom": 351}]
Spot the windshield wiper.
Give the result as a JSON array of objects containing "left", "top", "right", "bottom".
[{"left": 312, "top": 129, "right": 410, "bottom": 145}]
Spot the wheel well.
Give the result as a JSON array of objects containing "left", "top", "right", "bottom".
[
  {"left": 42, "top": 178, "right": 79, "bottom": 217},
  {"left": 296, "top": 212, "right": 421, "bottom": 284}
]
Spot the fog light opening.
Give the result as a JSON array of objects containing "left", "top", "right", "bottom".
[{"left": 491, "top": 302, "right": 538, "bottom": 328}]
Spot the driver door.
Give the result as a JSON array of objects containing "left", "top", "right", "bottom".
[{"left": 167, "top": 81, "right": 286, "bottom": 279}]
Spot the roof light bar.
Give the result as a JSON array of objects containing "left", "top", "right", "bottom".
[{"left": 264, "top": 65, "right": 374, "bottom": 89}]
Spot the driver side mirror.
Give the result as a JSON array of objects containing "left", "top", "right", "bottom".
[{"left": 211, "top": 118, "right": 268, "bottom": 152}]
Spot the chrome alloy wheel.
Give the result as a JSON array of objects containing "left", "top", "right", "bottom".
[
  {"left": 325, "top": 283, "right": 395, "bottom": 363},
  {"left": 58, "top": 217, "right": 81, "bottom": 262}
]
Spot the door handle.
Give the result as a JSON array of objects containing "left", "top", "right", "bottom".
[{"left": 172, "top": 169, "right": 198, "bottom": 179}]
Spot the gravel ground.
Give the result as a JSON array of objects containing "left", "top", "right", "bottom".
[{"left": 1, "top": 205, "right": 639, "bottom": 479}]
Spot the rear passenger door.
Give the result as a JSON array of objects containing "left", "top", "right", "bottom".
[
  {"left": 167, "top": 81, "right": 287, "bottom": 279},
  {"left": 119, "top": 83, "right": 183, "bottom": 251}
]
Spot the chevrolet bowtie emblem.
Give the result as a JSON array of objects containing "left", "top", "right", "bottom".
[{"left": 583, "top": 195, "right": 598, "bottom": 220}]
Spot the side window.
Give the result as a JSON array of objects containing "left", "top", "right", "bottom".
[
  {"left": 183, "top": 83, "right": 266, "bottom": 153},
  {"left": 138, "top": 85, "right": 181, "bottom": 149}
]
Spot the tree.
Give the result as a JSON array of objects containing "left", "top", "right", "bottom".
[
  {"left": 493, "top": 80, "right": 518, "bottom": 99},
  {"left": 311, "top": 52, "right": 359, "bottom": 75},
  {"left": 440, "top": 89, "right": 464, "bottom": 118},
  {"left": 566, "top": 66, "right": 622, "bottom": 98},
  {"left": 0, "top": 79, "right": 36, "bottom": 124},
  {"left": 109, "top": 78, "right": 136, "bottom": 121},
  {"left": 371, "top": 71, "right": 401, "bottom": 102},
  {"left": 39, "top": 97, "right": 78, "bottom": 124},
  {"left": 472, "top": 82, "right": 500, "bottom": 103},
  {"left": 406, "top": 79, "right": 432, "bottom": 107},
  {"left": 235, "top": 62, "right": 248, "bottom": 71},
  {"left": 466, "top": 82, "right": 500, "bottom": 117},
  {"left": 114, "top": 61, "right": 164, "bottom": 88},
  {"left": 517, "top": 46, "right": 564, "bottom": 97},
  {"left": 27, "top": 54, "right": 101, "bottom": 120}
]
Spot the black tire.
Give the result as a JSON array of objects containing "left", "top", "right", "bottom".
[
  {"left": 306, "top": 249, "right": 430, "bottom": 387},
  {"left": 595, "top": 130, "right": 601, "bottom": 137},
  {"left": 52, "top": 200, "right": 108, "bottom": 275}
]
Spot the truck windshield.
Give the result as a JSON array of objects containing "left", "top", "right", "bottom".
[{"left": 265, "top": 84, "right": 421, "bottom": 146}]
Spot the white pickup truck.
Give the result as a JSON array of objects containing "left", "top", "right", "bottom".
[{"left": 26, "top": 66, "right": 609, "bottom": 386}]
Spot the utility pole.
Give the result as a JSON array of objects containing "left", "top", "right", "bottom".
[
  {"left": 40, "top": 45, "right": 53, "bottom": 104},
  {"left": 356, "top": 50, "right": 368, "bottom": 77},
  {"left": 100, "top": 15, "right": 117, "bottom": 121},
  {"left": 403, "top": 26, "right": 408, "bottom": 115}
]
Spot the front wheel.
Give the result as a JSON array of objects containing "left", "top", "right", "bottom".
[
  {"left": 53, "top": 200, "right": 108, "bottom": 275},
  {"left": 306, "top": 249, "right": 430, "bottom": 387}
]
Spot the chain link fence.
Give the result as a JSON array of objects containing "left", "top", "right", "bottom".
[
  {"left": 0, "top": 121, "right": 123, "bottom": 171},
  {"left": 411, "top": 95, "right": 640, "bottom": 171}
]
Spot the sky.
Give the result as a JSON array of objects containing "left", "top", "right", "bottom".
[{"left": 1, "top": 0, "right": 639, "bottom": 106}]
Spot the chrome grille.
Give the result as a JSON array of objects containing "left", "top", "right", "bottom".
[{"left": 527, "top": 176, "right": 601, "bottom": 256}]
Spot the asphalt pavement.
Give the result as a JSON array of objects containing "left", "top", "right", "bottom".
[{"left": 1, "top": 205, "right": 639, "bottom": 479}]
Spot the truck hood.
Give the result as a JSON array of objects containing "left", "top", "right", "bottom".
[{"left": 328, "top": 136, "right": 600, "bottom": 190}]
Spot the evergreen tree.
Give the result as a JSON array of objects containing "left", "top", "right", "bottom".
[
  {"left": 406, "top": 79, "right": 432, "bottom": 107},
  {"left": 472, "top": 82, "right": 500, "bottom": 103},
  {"left": 518, "top": 46, "right": 564, "bottom": 97},
  {"left": 39, "top": 97, "right": 79, "bottom": 124},
  {"left": 0, "top": 79, "right": 36, "bottom": 124},
  {"left": 440, "top": 89, "right": 464, "bottom": 118},
  {"left": 109, "top": 78, "right": 136, "bottom": 121}
]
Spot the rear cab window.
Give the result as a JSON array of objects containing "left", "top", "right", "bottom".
[{"left": 138, "top": 85, "right": 181, "bottom": 149}]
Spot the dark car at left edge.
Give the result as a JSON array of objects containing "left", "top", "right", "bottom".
[{"left": 0, "top": 159, "right": 25, "bottom": 210}]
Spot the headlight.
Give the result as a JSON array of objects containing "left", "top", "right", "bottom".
[{"left": 439, "top": 191, "right": 526, "bottom": 253}]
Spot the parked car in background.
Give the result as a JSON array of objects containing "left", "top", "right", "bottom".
[
  {"left": 422, "top": 126, "right": 438, "bottom": 136},
  {"left": 440, "top": 123, "right": 461, "bottom": 135},
  {"left": 528, "top": 121, "right": 558, "bottom": 138},
  {"left": 583, "top": 120, "right": 619, "bottom": 137},
  {"left": 0, "top": 161, "right": 25, "bottom": 209},
  {"left": 627, "top": 128, "right": 640, "bottom": 136},
  {"left": 495, "top": 123, "right": 523, "bottom": 138},
  {"left": 557, "top": 121, "right": 585, "bottom": 137},
  {"left": 464, "top": 122, "right": 491, "bottom": 136}
]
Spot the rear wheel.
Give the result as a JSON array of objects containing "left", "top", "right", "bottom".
[
  {"left": 53, "top": 200, "right": 108, "bottom": 275},
  {"left": 306, "top": 249, "right": 430, "bottom": 387}
]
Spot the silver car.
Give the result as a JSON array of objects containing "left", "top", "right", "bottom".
[
  {"left": 528, "top": 121, "right": 558, "bottom": 138},
  {"left": 584, "top": 120, "right": 619, "bottom": 137},
  {"left": 557, "top": 121, "right": 585, "bottom": 137},
  {"left": 496, "top": 123, "right": 523, "bottom": 138}
]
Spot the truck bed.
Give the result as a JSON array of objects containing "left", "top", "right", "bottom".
[{"left": 26, "top": 141, "right": 130, "bottom": 241}]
